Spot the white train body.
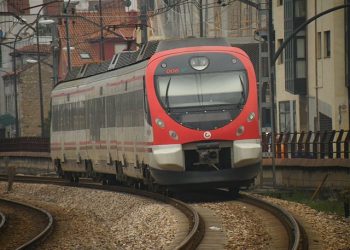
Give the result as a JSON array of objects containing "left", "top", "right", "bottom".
[{"left": 51, "top": 38, "right": 261, "bottom": 188}]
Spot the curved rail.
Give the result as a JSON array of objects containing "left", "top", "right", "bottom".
[
  {"left": 0, "top": 198, "right": 54, "bottom": 249},
  {"left": 0, "top": 174, "right": 62, "bottom": 184},
  {"left": 0, "top": 176, "right": 205, "bottom": 249},
  {"left": 165, "top": 197, "right": 205, "bottom": 250},
  {"left": 0, "top": 211, "right": 5, "bottom": 231},
  {"left": 74, "top": 183, "right": 205, "bottom": 250},
  {"left": 239, "top": 193, "right": 305, "bottom": 250}
]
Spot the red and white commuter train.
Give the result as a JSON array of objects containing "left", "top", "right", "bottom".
[{"left": 50, "top": 38, "right": 262, "bottom": 190}]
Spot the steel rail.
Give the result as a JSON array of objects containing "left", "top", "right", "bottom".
[
  {"left": 0, "top": 198, "right": 54, "bottom": 249},
  {"left": 68, "top": 183, "right": 206, "bottom": 250},
  {"left": 0, "top": 176, "right": 205, "bottom": 249},
  {"left": 0, "top": 211, "right": 5, "bottom": 231},
  {"left": 239, "top": 193, "right": 306, "bottom": 250}
]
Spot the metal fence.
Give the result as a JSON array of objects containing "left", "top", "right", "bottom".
[
  {"left": 262, "top": 130, "right": 350, "bottom": 159},
  {"left": 1, "top": 130, "right": 350, "bottom": 159}
]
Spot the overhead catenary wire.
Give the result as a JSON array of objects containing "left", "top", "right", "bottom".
[{"left": 150, "top": 0, "right": 256, "bottom": 37}]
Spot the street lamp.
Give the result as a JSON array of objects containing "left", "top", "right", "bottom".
[
  {"left": 39, "top": 19, "right": 55, "bottom": 25},
  {"left": 26, "top": 59, "right": 38, "bottom": 63},
  {"left": 62, "top": 46, "right": 75, "bottom": 50}
]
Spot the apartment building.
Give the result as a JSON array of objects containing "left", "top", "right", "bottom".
[{"left": 273, "top": 0, "right": 349, "bottom": 132}]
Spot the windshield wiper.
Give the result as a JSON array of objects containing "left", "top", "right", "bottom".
[
  {"left": 165, "top": 77, "right": 171, "bottom": 112},
  {"left": 238, "top": 75, "right": 246, "bottom": 109}
]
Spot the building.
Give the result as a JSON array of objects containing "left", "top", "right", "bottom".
[
  {"left": 273, "top": 0, "right": 349, "bottom": 132},
  {"left": 148, "top": 0, "right": 259, "bottom": 40},
  {"left": 0, "top": 0, "right": 41, "bottom": 138},
  {"left": 0, "top": 0, "right": 138, "bottom": 138},
  {"left": 57, "top": 2, "right": 138, "bottom": 81},
  {"left": 147, "top": 0, "right": 273, "bottom": 131}
]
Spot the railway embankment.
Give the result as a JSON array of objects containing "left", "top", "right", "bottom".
[
  {"left": 1, "top": 182, "right": 349, "bottom": 249},
  {"left": 259, "top": 158, "right": 350, "bottom": 189},
  {"left": 1, "top": 156, "right": 350, "bottom": 189}
]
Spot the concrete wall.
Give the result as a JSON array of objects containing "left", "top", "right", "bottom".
[
  {"left": 258, "top": 158, "right": 350, "bottom": 189},
  {"left": 0, "top": 156, "right": 54, "bottom": 175}
]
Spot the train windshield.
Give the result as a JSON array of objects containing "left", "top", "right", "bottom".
[{"left": 155, "top": 71, "right": 247, "bottom": 110}]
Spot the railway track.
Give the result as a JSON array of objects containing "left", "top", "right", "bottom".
[
  {"left": 174, "top": 189, "right": 308, "bottom": 250},
  {"left": 0, "top": 175, "right": 204, "bottom": 249},
  {"left": 239, "top": 192, "right": 308, "bottom": 250},
  {"left": 1, "top": 175, "right": 309, "bottom": 249},
  {"left": 0, "top": 198, "right": 53, "bottom": 250}
]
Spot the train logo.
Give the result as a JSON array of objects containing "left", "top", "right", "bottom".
[
  {"left": 50, "top": 37, "right": 262, "bottom": 192},
  {"left": 203, "top": 131, "right": 212, "bottom": 139}
]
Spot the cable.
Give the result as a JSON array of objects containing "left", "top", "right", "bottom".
[{"left": 151, "top": 0, "right": 256, "bottom": 36}]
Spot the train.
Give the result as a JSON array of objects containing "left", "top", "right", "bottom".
[{"left": 50, "top": 37, "right": 262, "bottom": 192}]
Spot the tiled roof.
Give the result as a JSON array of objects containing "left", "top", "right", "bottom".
[{"left": 58, "top": 9, "right": 138, "bottom": 67}]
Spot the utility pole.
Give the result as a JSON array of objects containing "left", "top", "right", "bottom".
[
  {"left": 12, "top": 48, "right": 19, "bottom": 137},
  {"left": 346, "top": 0, "right": 350, "bottom": 128},
  {"left": 98, "top": 0, "right": 105, "bottom": 61},
  {"left": 52, "top": 21, "right": 59, "bottom": 85},
  {"left": 36, "top": 18, "right": 45, "bottom": 137},
  {"left": 199, "top": 0, "right": 203, "bottom": 37},
  {"left": 140, "top": 1, "right": 148, "bottom": 45},
  {"left": 64, "top": 2, "right": 72, "bottom": 71},
  {"left": 267, "top": 0, "right": 276, "bottom": 187}
]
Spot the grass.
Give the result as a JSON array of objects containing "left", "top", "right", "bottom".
[{"left": 259, "top": 189, "right": 347, "bottom": 217}]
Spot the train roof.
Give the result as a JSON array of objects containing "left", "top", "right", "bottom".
[{"left": 59, "top": 37, "right": 231, "bottom": 84}]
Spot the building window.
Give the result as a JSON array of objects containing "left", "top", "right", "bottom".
[
  {"left": 279, "top": 100, "right": 296, "bottom": 132},
  {"left": 79, "top": 52, "right": 91, "bottom": 59},
  {"left": 296, "top": 61, "right": 306, "bottom": 78},
  {"left": 317, "top": 32, "right": 321, "bottom": 59},
  {"left": 277, "top": 39, "right": 284, "bottom": 64},
  {"left": 277, "top": 0, "right": 283, "bottom": 6},
  {"left": 284, "top": 0, "right": 307, "bottom": 95},
  {"left": 296, "top": 32, "right": 306, "bottom": 78},
  {"left": 115, "top": 43, "right": 127, "bottom": 54},
  {"left": 296, "top": 38, "right": 305, "bottom": 58},
  {"left": 295, "top": 0, "right": 306, "bottom": 17},
  {"left": 319, "top": 112, "right": 332, "bottom": 131},
  {"left": 38, "top": 22, "right": 52, "bottom": 36},
  {"left": 324, "top": 30, "right": 331, "bottom": 58},
  {"left": 5, "top": 95, "right": 14, "bottom": 114}
]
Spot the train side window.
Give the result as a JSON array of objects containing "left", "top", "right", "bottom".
[{"left": 143, "top": 77, "right": 151, "bottom": 125}]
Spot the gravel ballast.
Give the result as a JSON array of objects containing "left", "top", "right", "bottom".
[
  {"left": 1, "top": 182, "right": 349, "bottom": 249},
  {"left": 0, "top": 183, "right": 177, "bottom": 249}
]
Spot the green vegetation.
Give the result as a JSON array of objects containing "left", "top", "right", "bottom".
[{"left": 260, "top": 189, "right": 346, "bottom": 217}]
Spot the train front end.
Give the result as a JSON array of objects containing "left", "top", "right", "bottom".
[{"left": 146, "top": 42, "right": 261, "bottom": 188}]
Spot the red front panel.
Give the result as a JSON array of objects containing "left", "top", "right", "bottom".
[{"left": 145, "top": 46, "right": 260, "bottom": 146}]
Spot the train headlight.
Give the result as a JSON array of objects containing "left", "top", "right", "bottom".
[
  {"left": 247, "top": 112, "right": 255, "bottom": 122},
  {"left": 190, "top": 56, "right": 209, "bottom": 71},
  {"left": 236, "top": 125, "right": 245, "bottom": 136},
  {"left": 155, "top": 118, "right": 165, "bottom": 128},
  {"left": 169, "top": 130, "right": 179, "bottom": 140}
]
